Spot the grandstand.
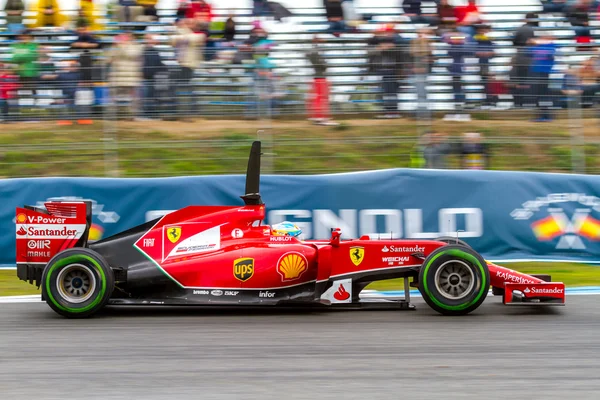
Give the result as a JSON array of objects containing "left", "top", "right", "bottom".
[{"left": 0, "top": 0, "right": 598, "bottom": 118}]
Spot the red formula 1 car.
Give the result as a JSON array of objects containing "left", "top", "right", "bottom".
[{"left": 15, "top": 141, "right": 566, "bottom": 318}]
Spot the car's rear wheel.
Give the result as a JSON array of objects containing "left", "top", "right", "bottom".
[
  {"left": 41, "top": 248, "right": 114, "bottom": 318},
  {"left": 419, "top": 245, "right": 489, "bottom": 316}
]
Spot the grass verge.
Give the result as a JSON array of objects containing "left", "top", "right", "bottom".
[
  {"left": 0, "top": 270, "right": 40, "bottom": 296},
  {"left": 1, "top": 118, "right": 599, "bottom": 177},
  {"left": 1, "top": 262, "right": 599, "bottom": 297}
]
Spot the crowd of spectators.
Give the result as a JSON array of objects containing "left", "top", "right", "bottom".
[{"left": 0, "top": 0, "right": 599, "bottom": 124}]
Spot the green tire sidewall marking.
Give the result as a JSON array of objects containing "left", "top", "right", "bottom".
[
  {"left": 45, "top": 254, "right": 107, "bottom": 314},
  {"left": 422, "top": 248, "right": 488, "bottom": 311}
]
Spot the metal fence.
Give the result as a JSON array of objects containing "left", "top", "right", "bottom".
[{"left": 0, "top": 36, "right": 599, "bottom": 177}]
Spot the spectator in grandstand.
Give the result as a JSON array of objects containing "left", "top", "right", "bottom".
[
  {"left": 246, "top": 23, "right": 278, "bottom": 118},
  {"left": 567, "top": 0, "right": 594, "bottom": 50},
  {"left": 39, "top": 47, "right": 57, "bottom": 83},
  {"left": 224, "top": 14, "right": 236, "bottom": 42},
  {"left": 78, "top": 0, "right": 103, "bottom": 31},
  {"left": 107, "top": 31, "right": 143, "bottom": 119},
  {"left": 423, "top": 132, "right": 452, "bottom": 169},
  {"left": 402, "top": 0, "right": 438, "bottom": 26},
  {"left": 437, "top": 0, "right": 456, "bottom": 30},
  {"left": 306, "top": 35, "right": 338, "bottom": 126},
  {"left": 511, "top": 13, "right": 537, "bottom": 108},
  {"left": 459, "top": 132, "right": 489, "bottom": 169},
  {"left": 141, "top": 34, "right": 166, "bottom": 119},
  {"left": 454, "top": 0, "right": 481, "bottom": 37},
  {"left": 0, "top": 64, "right": 18, "bottom": 122},
  {"left": 4, "top": 0, "right": 25, "bottom": 35},
  {"left": 561, "top": 65, "right": 582, "bottom": 107},
  {"left": 182, "top": 0, "right": 213, "bottom": 21},
  {"left": 70, "top": 19, "right": 99, "bottom": 122},
  {"left": 172, "top": 18, "right": 205, "bottom": 120},
  {"left": 324, "top": 0, "right": 346, "bottom": 36},
  {"left": 137, "top": 0, "right": 158, "bottom": 21},
  {"left": 251, "top": 0, "right": 291, "bottom": 21},
  {"left": 114, "top": 0, "right": 144, "bottom": 23},
  {"left": 31, "top": 0, "right": 67, "bottom": 27},
  {"left": 540, "top": 0, "right": 568, "bottom": 14},
  {"left": 71, "top": 19, "right": 100, "bottom": 51},
  {"left": 252, "top": 0, "right": 271, "bottom": 17},
  {"left": 409, "top": 27, "right": 433, "bottom": 118},
  {"left": 575, "top": 57, "right": 600, "bottom": 106},
  {"left": 55, "top": 60, "right": 81, "bottom": 125},
  {"left": 11, "top": 30, "right": 39, "bottom": 117},
  {"left": 442, "top": 25, "right": 472, "bottom": 121},
  {"left": 474, "top": 24, "right": 494, "bottom": 107},
  {"left": 367, "top": 24, "right": 407, "bottom": 118},
  {"left": 529, "top": 34, "right": 557, "bottom": 122}
]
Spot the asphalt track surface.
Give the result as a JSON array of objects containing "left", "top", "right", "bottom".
[{"left": 1, "top": 296, "right": 600, "bottom": 400}]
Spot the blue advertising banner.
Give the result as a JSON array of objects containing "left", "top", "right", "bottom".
[{"left": 2, "top": 169, "right": 600, "bottom": 268}]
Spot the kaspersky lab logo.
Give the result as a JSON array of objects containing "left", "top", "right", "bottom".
[{"left": 510, "top": 193, "right": 600, "bottom": 250}]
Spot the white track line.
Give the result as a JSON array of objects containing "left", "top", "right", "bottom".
[{"left": 0, "top": 295, "right": 41, "bottom": 304}]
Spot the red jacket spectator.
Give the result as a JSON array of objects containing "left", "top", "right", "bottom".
[
  {"left": 0, "top": 71, "right": 18, "bottom": 100},
  {"left": 185, "top": 0, "right": 213, "bottom": 21},
  {"left": 454, "top": 0, "right": 480, "bottom": 25}
]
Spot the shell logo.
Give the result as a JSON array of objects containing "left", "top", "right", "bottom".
[
  {"left": 277, "top": 252, "right": 308, "bottom": 281},
  {"left": 16, "top": 213, "right": 27, "bottom": 224}
]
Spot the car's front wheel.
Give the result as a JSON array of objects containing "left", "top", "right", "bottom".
[
  {"left": 41, "top": 248, "right": 114, "bottom": 318},
  {"left": 419, "top": 245, "right": 490, "bottom": 316}
]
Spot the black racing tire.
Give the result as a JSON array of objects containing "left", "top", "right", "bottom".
[
  {"left": 434, "top": 236, "right": 472, "bottom": 249},
  {"left": 41, "top": 248, "right": 114, "bottom": 319},
  {"left": 418, "top": 244, "right": 490, "bottom": 316}
]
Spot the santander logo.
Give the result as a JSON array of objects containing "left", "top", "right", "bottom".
[{"left": 333, "top": 284, "right": 350, "bottom": 301}]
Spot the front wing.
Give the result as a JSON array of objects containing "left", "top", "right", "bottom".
[{"left": 487, "top": 262, "right": 566, "bottom": 306}]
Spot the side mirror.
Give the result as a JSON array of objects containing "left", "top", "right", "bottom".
[{"left": 330, "top": 228, "right": 341, "bottom": 247}]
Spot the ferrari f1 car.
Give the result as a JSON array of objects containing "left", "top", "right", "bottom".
[{"left": 15, "top": 141, "right": 566, "bottom": 318}]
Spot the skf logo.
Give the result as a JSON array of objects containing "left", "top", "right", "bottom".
[
  {"left": 511, "top": 193, "right": 600, "bottom": 249},
  {"left": 349, "top": 246, "right": 364, "bottom": 266},
  {"left": 234, "top": 258, "right": 254, "bottom": 282},
  {"left": 167, "top": 226, "right": 182, "bottom": 244},
  {"left": 277, "top": 252, "right": 308, "bottom": 281}
]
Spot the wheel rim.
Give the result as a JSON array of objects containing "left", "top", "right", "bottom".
[
  {"left": 433, "top": 260, "right": 475, "bottom": 301},
  {"left": 56, "top": 264, "right": 97, "bottom": 304}
]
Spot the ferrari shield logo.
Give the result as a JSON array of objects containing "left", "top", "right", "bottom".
[
  {"left": 234, "top": 258, "right": 254, "bottom": 282},
  {"left": 350, "top": 246, "right": 364, "bottom": 266},
  {"left": 167, "top": 226, "right": 182, "bottom": 244}
]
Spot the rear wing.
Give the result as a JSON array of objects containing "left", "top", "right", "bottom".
[{"left": 16, "top": 201, "right": 91, "bottom": 283}]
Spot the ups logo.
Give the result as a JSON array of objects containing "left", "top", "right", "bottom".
[{"left": 234, "top": 258, "right": 254, "bottom": 282}]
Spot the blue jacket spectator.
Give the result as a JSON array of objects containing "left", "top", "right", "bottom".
[{"left": 530, "top": 40, "right": 556, "bottom": 74}]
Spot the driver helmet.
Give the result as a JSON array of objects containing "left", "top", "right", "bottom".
[{"left": 271, "top": 221, "right": 302, "bottom": 237}]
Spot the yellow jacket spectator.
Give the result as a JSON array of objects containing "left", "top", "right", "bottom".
[
  {"left": 137, "top": 0, "right": 158, "bottom": 6},
  {"left": 78, "top": 0, "right": 104, "bottom": 31},
  {"left": 28, "top": 0, "right": 68, "bottom": 27}
]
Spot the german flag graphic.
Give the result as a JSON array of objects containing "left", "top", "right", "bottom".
[
  {"left": 576, "top": 216, "right": 600, "bottom": 240},
  {"left": 531, "top": 215, "right": 565, "bottom": 241}
]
